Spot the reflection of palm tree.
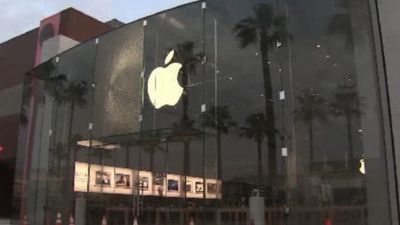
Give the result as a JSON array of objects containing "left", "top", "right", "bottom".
[
  {"left": 45, "top": 141, "right": 66, "bottom": 221},
  {"left": 34, "top": 63, "right": 66, "bottom": 222},
  {"left": 172, "top": 41, "right": 202, "bottom": 177},
  {"left": 48, "top": 78, "right": 88, "bottom": 214},
  {"left": 59, "top": 80, "right": 88, "bottom": 147},
  {"left": 239, "top": 113, "right": 270, "bottom": 187},
  {"left": 233, "top": 3, "right": 289, "bottom": 178},
  {"left": 55, "top": 80, "right": 88, "bottom": 192},
  {"left": 174, "top": 41, "right": 203, "bottom": 120},
  {"left": 142, "top": 142, "right": 163, "bottom": 172},
  {"left": 50, "top": 134, "right": 83, "bottom": 174},
  {"left": 45, "top": 74, "right": 68, "bottom": 101},
  {"left": 52, "top": 142, "right": 68, "bottom": 176},
  {"left": 90, "top": 148, "right": 113, "bottom": 166},
  {"left": 330, "top": 80, "right": 362, "bottom": 169},
  {"left": 45, "top": 76, "right": 88, "bottom": 152},
  {"left": 201, "top": 105, "right": 237, "bottom": 179},
  {"left": 61, "top": 80, "right": 88, "bottom": 186},
  {"left": 294, "top": 88, "right": 326, "bottom": 171}
]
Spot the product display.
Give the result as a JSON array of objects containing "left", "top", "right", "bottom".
[{"left": 74, "top": 162, "right": 221, "bottom": 199}]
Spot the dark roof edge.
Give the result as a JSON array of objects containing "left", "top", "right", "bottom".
[
  {"left": 0, "top": 28, "right": 38, "bottom": 47},
  {"left": 61, "top": 7, "right": 112, "bottom": 28}
]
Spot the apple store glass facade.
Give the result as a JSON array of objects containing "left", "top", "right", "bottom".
[{"left": 14, "top": 0, "right": 398, "bottom": 225}]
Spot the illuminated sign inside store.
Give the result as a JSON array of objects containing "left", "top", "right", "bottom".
[
  {"left": 74, "top": 162, "right": 89, "bottom": 192},
  {"left": 359, "top": 159, "right": 366, "bottom": 175},
  {"left": 74, "top": 162, "right": 221, "bottom": 199},
  {"left": 148, "top": 50, "right": 184, "bottom": 109}
]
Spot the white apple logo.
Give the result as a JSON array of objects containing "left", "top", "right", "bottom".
[
  {"left": 148, "top": 50, "right": 183, "bottom": 109},
  {"left": 359, "top": 158, "right": 365, "bottom": 175}
]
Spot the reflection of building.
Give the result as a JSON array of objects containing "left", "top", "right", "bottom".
[
  {"left": 222, "top": 180, "right": 253, "bottom": 207},
  {"left": 8, "top": 1, "right": 400, "bottom": 225},
  {"left": 0, "top": 27, "right": 37, "bottom": 221},
  {"left": 0, "top": 8, "right": 120, "bottom": 222}
]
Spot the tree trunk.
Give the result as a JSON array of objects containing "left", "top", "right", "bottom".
[
  {"left": 308, "top": 120, "right": 314, "bottom": 172},
  {"left": 126, "top": 147, "right": 130, "bottom": 168},
  {"left": 67, "top": 101, "right": 76, "bottom": 157},
  {"left": 58, "top": 158, "right": 62, "bottom": 179},
  {"left": 149, "top": 151, "right": 154, "bottom": 172},
  {"left": 260, "top": 33, "right": 277, "bottom": 180},
  {"left": 67, "top": 102, "right": 76, "bottom": 213},
  {"left": 181, "top": 69, "right": 191, "bottom": 207},
  {"left": 257, "top": 140, "right": 263, "bottom": 188},
  {"left": 183, "top": 140, "right": 190, "bottom": 206},
  {"left": 44, "top": 99, "right": 58, "bottom": 221},
  {"left": 345, "top": 114, "right": 354, "bottom": 169},
  {"left": 216, "top": 131, "right": 222, "bottom": 180}
]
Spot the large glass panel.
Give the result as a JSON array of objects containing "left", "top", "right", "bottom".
[
  {"left": 86, "top": 21, "right": 145, "bottom": 225},
  {"left": 15, "top": 38, "right": 98, "bottom": 225},
  {"left": 141, "top": 3, "right": 206, "bottom": 225},
  {"left": 205, "top": 1, "right": 284, "bottom": 225},
  {"left": 206, "top": 0, "right": 393, "bottom": 224},
  {"left": 46, "top": 40, "right": 97, "bottom": 225},
  {"left": 282, "top": 0, "right": 391, "bottom": 224}
]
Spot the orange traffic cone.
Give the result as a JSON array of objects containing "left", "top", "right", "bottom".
[
  {"left": 69, "top": 214, "right": 75, "bottom": 225},
  {"left": 55, "top": 212, "right": 62, "bottom": 225},
  {"left": 189, "top": 216, "right": 195, "bottom": 225},
  {"left": 324, "top": 217, "right": 332, "bottom": 225},
  {"left": 133, "top": 216, "right": 138, "bottom": 225},
  {"left": 22, "top": 214, "right": 28, "bottom": 225},
  {"left": 101, "top": 215, "right": 107, "bottom": 225}
]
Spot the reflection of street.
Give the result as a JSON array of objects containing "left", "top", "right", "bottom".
[{"left": 103, "top": 206, "right": 367, "bottom": 225}]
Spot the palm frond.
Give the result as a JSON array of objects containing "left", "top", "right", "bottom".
[
  {"left": 200, "top": 105, "right": 237, "bottom": 134},
  {"left": 294, "top": 88, "right": 327, "bottom": 123},
  {"left": 233, "top": 17, "right": 258, "bottom": 48}
]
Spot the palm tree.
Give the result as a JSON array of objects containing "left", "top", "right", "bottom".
[
  {"left": 233, "top": 3, "right": 289, "bottom": 178},
  {"left": 201, "top": 105, "right": 237, "bottom": 180},
  {"left": 239, "top": 113, "right": 270, "bottom": 187},
  {"left": 330, "top": 80, "right": 363, "bottom": 169},
  {"left": 294, "top": 88, "right": 327, "bottom": 171}
]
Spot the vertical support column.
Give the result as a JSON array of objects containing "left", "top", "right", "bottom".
[
  {"left": 234, "top": 211, "right": 239, "bottom": 225},
  {"left": 216, "top": 209, "right": 221, "bottom": 225},
  {"left": 373, "top": 0, "right": 400, "bottom": 223},
  {"left": 155, "top": 210, "right": 160, "bottom": 225},
  {"left": 75, "top": 193, "right": 86, "bottom": 225}
]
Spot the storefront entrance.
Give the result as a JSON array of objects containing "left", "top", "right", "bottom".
[{"left": 106, "top": 207, "right": 130, "bottom": 225}]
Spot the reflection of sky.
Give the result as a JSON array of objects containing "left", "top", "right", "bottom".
[{"left": 0, "top": 0, "right": 196, "bottom": 42}]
